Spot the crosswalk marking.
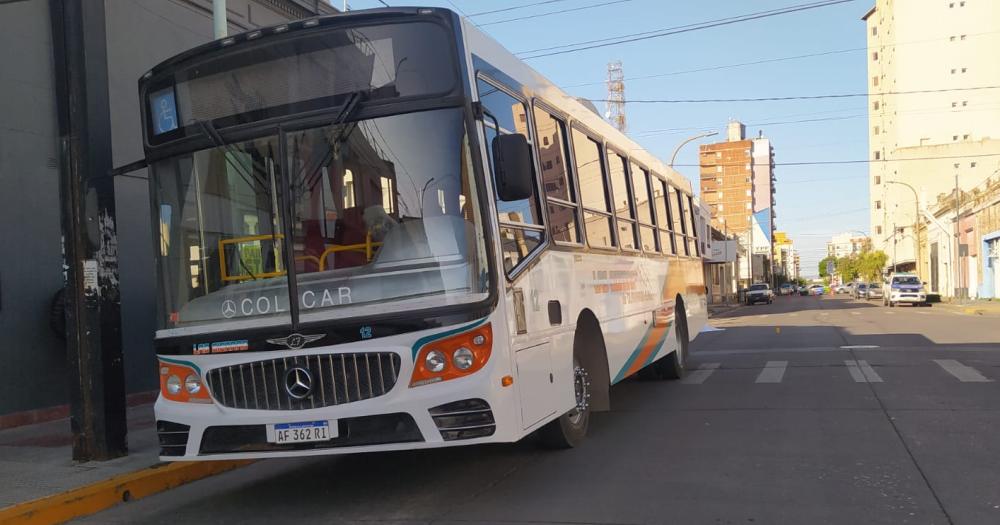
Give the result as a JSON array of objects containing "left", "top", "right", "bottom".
[
  {"left": 682, "top": 363, "right": 720, "bottom": 384},
  {"left": 845, "top": 359, "right": 883, "bottom": 383},
  {"left": 933, "top": 359, "right": 993, "bottom": 382},
  {"left": 755, "top": 361, "right": 788, "bottom": 383}
]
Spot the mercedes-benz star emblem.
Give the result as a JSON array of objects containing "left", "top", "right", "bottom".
[
  {"left": 267, "top": 332, "right": 324, "bottom": 350},
  {"left": 284, "top": 367, "right": 313, "bottom": 400},
  {"left": 221, "top": 300, "right": 237, "bottom": 319}
]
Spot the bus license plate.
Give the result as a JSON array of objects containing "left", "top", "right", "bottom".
[{"left": 266, "top": 420, "right": 337, "bottom": 444}]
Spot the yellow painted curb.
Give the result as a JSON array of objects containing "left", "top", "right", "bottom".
[{"left": 0, "top": 459, "right": 251, "bottom": 525}]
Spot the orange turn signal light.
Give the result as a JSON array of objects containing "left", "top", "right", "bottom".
[
  {"left": 410, "top": 323, "right": 493, "bottom": 387},
  {"left": 501, "top": 375, "right": 514, "bottom": 387}
]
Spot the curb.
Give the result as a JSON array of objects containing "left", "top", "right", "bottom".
[{"left": 0, "top": 459, "right": 251, "bottom": 525}]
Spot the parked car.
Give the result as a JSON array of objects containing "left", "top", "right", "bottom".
[
  {"left": 798, "top": 285, "right": 809, "bottom": 296},
  {"left": 746, "top": 283, "right": 774, "bottom": 305},
  {"left": 865, "top": 282, "right": 884, "bottom": 300},
  {"left": 834, "top": 283, "right": 848, "bottom": 294},
  {"left": 808, "top": 284, "right": 824, "bottom": 296},
  {"left": 779, "top": 283, "right": 795, "bottom": 296},
  {"left": 854, "top": 282, "right": 868, "bottom": 299},
  {"left": 885, "top": 272, "right": 927, "bottom": 307}
]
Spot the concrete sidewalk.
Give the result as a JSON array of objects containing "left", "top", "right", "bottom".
[
  {"left": 936, "top": 299, "right": 1000, "bottom": 316},
  {"left": 0, "top": 403, "right": 246, "bottom": 524}
]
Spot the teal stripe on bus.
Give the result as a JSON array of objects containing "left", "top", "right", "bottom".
[
  {"left": 612, "top": 323, "right": 656, "bottom": 385},
  {"left": 640, "top": 321, "right": 673, "bottom": 369}
]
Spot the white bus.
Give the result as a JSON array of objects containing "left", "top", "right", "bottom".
[{"left": 142, "top": 7, "right": 707, "bottom": 460}]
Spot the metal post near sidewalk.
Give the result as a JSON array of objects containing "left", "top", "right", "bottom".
[{"left": 49, "top": 0, "right": 128, "bottom": 461}]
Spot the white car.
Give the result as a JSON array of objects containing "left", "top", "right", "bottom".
[
  {"left": 885, "top": 273, "right": 927, "bottom": 306},
  {"left": 745, "top": 283, "right": 774, "bottom": 305}
]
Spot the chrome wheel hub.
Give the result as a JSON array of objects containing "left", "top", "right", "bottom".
[{"left": 569, "top": 365, "right": 591, "bottom": 424}]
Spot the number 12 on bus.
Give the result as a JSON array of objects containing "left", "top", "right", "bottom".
[{"left": 142, "top": 7, "right": 706, "bottom": 460}]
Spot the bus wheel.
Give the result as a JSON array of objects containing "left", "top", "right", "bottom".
[
  {"left": 655, "top": 314, "right": 688, "bottom": 380},
  {"left": 539, "top": 358, "right": 590, "bottom": 449}
]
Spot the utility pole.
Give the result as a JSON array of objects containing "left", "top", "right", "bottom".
[
  {"left": 955, "top": 174, "right": 962, "bottom": 298},
  {"left": 49, "top": 0, "right": 127, "bottom": 461}
]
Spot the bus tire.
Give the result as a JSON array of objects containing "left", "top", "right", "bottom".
[
  {"left": 655, "top": 301, "right": 688, "bottom": 380},
  {"left": 539, "top": 357, "right": 590, "bottom": 449}
]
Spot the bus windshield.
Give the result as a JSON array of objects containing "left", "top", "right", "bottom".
[{"left": 151, "top": 107, "right": 488, "bottom": 332}]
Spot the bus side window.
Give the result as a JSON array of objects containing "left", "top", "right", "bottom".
[
  {"left": 686, "top": 194, "right": 700, "bottom": 257},
  {"left": 607, "top": 151, "right": 637, "bottom": 251},
  {"left": 571, "top": 128, "right": 615, "bottom": 249},
  {"left": 477, "top": 77, "right": 544, "bottom": 273},
  {"left": 533, "top": 105, "right": 580, "bottom": 245},
  {"left": 653, "top": 176, "right": 676, "bottom": 255}
]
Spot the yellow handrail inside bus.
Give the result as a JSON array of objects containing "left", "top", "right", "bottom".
[{"left": 217, "top": 233, "right": 382, "bottom": 281}]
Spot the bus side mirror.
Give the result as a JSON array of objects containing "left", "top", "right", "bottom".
[{"left": 492, "top": 134, "right": 533, "bottom": 201}]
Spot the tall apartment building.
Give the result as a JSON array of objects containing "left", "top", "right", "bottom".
[
  {"left": 700, "top": 121, "right": 777, "bottom": 284},
  {"left": 774, "top": 231, "right": 798, "bottom": 280},
  {"left": 827, "top": 232, "right": 872, "bottom": 258},
  {"left": 864, "top": 0, "right": 1000, "bottom": 289}
]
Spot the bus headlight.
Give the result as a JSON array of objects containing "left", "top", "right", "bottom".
[
  {"left": 185, "top": 374, "right": 202, "bottom": 395},
  {"left": 410, "top": 322, "right": 493, "bottom": 387},
  {"left": 166, "top": 375, "right": 182, "bottom": 395},
  {"left": 425, "top": 350, "right": 447, "bottom": 373},
  {"left": 453, "top": 347, "right": 474, "bottom": 370},
  {"left": 159, "top": 359, "right": 212, "bottom": 403}
]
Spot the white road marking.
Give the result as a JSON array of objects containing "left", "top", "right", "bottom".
[
  {"left": 682, "top": 363, "right": 721, "bottom": 384},
  {"left": 850, "top": 311, "right": 861, "bottom": 315},
  {"left": 885, "top": 311, "right": 894, "bottom": 315},
  {"left": 846, "top": 360, "right": 884, "bottom": 383},
  {"left": 755, "top": 361, "right": 788, "bottom": 383},
  {"left": 789, "top": 313, "right": 798, "bottom": 317},
  {"left": 933, "top": 359, "right": 993, "bottom": 382},
  {"left": 840, "top": 345, "right": 880, "bottom": 349}
]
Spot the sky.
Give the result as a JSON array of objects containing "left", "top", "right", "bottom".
[{"left": 353, "top": 0, "right": 873, "bottom": 276}]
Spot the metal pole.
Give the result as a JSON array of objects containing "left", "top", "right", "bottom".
[
  {"left": 669, "top": 131, "right": 719, "bottom": 168},
  {"left": 955, "top": 174, "right": 962, "bottom": 298},
  {"left": 49, "top": 0, "right": 127, "bottom": 461},
  {"left": 212, "top": 0, "right": 227, "bottom": 39}
]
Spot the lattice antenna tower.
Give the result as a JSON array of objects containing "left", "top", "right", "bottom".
[{"left": 605, "top": 61, "right": 626, "bottom": 133}]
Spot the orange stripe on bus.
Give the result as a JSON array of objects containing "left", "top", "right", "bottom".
[{"left": 624, "top": 323, "right": 668, "bottom": 378}]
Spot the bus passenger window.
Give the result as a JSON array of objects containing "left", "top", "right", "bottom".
[
  {"left": 533, "top": 106, "right": 579, "bottom": 244},
  {"left": 653, "top": 177, "right": 676, "bottom": 255},
  {"left": 572, "top": 128, "right": 615, "bottom": 249},
  {"left": 608, "top": 152, "right": 637, "bottom": 251}
]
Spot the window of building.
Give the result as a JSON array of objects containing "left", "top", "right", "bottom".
[
  {"left": 874, "top": 151, "right": 881, "bottom": 160},
  {"left": 960, "top": 34, "right": 967, "bottom": 40},
  {"left": 953, "top": 135, "right": 959, "bottom": 141},
  {"left": 971, "top": 162, "right": 977, "bottom": 167},
  {"left": 951, "top": 68, "right": 957, "bottom": 74},
  {"left": 478, "top": 77, "right": 544, "bottom": 273},
  {"left": 572, "top": 127, "right": 615, "bottom": 249},
  {"left": 964, "top": 134, "right": 970, "bottom": 139},
  {"left": 872, "top": 26, "right": 877, "bottom": 36},
  {"left": 608, "top": 151, "right": 638, "bottom": 250},
  {"left": 874, "top": 125, "right": 880, "bottom": 135},
  {"left": 872, "top": 51, "right": 878, "bottom": 61},
  {"left": 953, "top": 163, "right": 960, "bottom": 168},
  {"left": 876, "top": 225, "right": 882, "bottom": 235},
  {"left": 961, "top": 67, "right": 967, "bottom": 73},
  {"left": 873, "top": 101, "right": 880, "bottom": 110},
  {"left": 950, "top": 35, "right": 956, "bottom": 41},
  {"left": 875, "top": 175, "right": 881, "bottom": 184},
  {"left": 872, "top": 76, "right": 879, "bottom": 87},
  {"left": 876, "top": 200, "right": 882, "bottom": 210},
  {"left": 962, "top": 101, "right": 968, "bottom": 106},
  {"left": 952, "top": 102, "right": 958, "bottom": 108}
]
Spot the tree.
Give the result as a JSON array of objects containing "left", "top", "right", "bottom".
[
  {"left": 836, "top": 255, "right": 860, "bottom": 282},
  {"left": 856, "top": 250, "right": 888, "bottom": 282}
]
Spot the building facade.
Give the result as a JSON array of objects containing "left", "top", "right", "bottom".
[
  {"left": 864, "top": 0, "right": 1000, "bottom": 295},
  {"left": 0, "top": 0, "right": 336, "bottom": 424},
  {"left": 700, "top": 121, "right": 776, "bottom": 286},
  {"left": 773, "top": 231, "right": 798, "bottom": 280},
  {"left": 827, "top": 232, "right": 872, "bottom": 258}
]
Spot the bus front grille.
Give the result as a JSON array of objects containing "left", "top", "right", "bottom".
[{"left": 206, "top": 352, "right": 401, "bottom": 410}]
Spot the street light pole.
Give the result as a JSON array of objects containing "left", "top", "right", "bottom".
[
  {"left": 669, "top": 131, "right": 719, "bottom": 168},
  {"left": 886, "top": 180, "right": 921, "bottom": 279}
]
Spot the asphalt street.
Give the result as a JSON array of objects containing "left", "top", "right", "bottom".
[{"left": 77, "top": 295, "right": 1000, "bottom": 525}]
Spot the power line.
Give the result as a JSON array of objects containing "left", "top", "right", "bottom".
[
  {"left": 559, "top": 30, "right": 1000, "bottom": 89},
  {"left": 673, "top": 152, "right": 1000, "bottom": 167},
  {"left": 479, "top": 0, "right": 631, "bottom": 27},
  {"left": 516, "top": 0, "right": 857, "bottom": 59},
  {"left": 590, "top": 85, "right": 1000, "bottom": 104},
  {"left": 468, "top": 0, "right": 573, "bottom": 17}
]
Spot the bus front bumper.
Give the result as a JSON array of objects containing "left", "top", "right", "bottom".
[{"left": 154, "top": 374, "right": 518, "bottom": 461}]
